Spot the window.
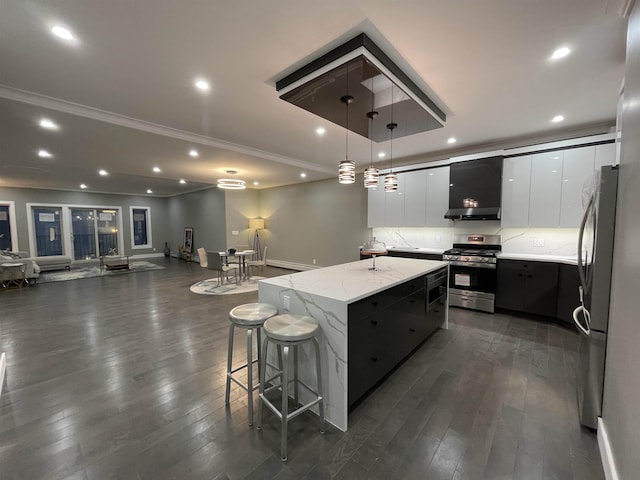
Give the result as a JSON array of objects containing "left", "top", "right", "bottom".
[
  {"left": 33, "top": 206, "right": 63, "bottom": 256},
  {"left": 130, "top": 206, "right": 152, "bottom": 249},
  {"left": 0, "top": 202, "right": 17, "bottom": 251}
]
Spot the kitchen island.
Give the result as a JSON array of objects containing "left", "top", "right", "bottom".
[{"left": 258, "top": 256, "right": 448, "bottom": 431}]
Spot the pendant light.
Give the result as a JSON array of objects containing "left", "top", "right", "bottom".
[
  {"left": 384, "top": 85, "right": 398, "bottom": 193},
  {"left": 217, "top": 170, "right": 246, "bottom": 190},
  {"left": 338, "top": 66, "right": 355, "bottom": 184},
  {"left": 364, "top": 77, "right": 380, "bottom": 188}
]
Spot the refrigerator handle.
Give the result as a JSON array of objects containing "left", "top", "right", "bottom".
[
  {"left": 573, "top": 286, "right": 591, "bottom": 336},
  {"left": 577, "top": 193, "right": 595, "bottom": 292}
]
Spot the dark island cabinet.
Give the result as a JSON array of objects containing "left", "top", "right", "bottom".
[
  {"left": 347, "top": 267, "right": 447, "bottom": 406},
  {"left": 496, "top": 259, "right": 559, "bottom": 317}
]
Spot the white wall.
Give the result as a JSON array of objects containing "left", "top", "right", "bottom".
[{"left": 600, "top": 4, "right": 640, "bottom": 479}]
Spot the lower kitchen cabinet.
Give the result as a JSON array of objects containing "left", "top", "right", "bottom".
[
  {"left": 496, "top": 259, "right": 559, "bottom": 317},
  {"left": 556, "top": 263, "right": 580, "bottom": 325}
]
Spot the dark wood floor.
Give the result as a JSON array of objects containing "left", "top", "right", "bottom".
[{"left": 0, "top": 258, "right": 604, "bottom": 479}]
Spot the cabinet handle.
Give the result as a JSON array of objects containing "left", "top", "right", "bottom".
[
  {"left": 370, "top": 319, "right": 378, "bottom": 326},
  {"left": 409, "top": 328, "right": 416, "bottom": 333},
  {"left": 371, "top": 356, "right": 378, "bottom": 363}
]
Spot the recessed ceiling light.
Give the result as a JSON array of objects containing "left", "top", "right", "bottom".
[
  {"left": 550, "top": 46, "right": 571, "bottom": 60},
  {"left": 253, "top": 181, "right": 259, "bottom": 186},
  {"left": 38, "top": 149, "right": 52, "bottom": 158},
  {"left": 80, "top": 183, "right": 87, "bottom": 189},
  {"left": 189, "top": 149, "right": 199, "bottom": 157},
  {"left": 153, "top": 166, "right": 161, "bottom": 173},
  {"left": 447, "top": 137, "right": 457, "bottom": 144},
  {"left": 552, "top": 115, "right": 565, "bottom": 123},
  {"left": 429, "top": 173, "right": 434, "bottom": 176},
  {"left": 146, "top": 189, "right": 153, "bottom": 194},
  {"left": 179, "top": 179, "right": 186, "bottom": 184},
  {"left": 508, "top": 178, "right": 514, "bottom": 182},
  {"left": 378, "top": 152, "right": 385, "bottom": 158},
  {"left": 194, "top": 78, "right": 210, "bottom": 91},
  {"left": 98, "top": 169, "right": 108, "bottom": 176},
  {"left": 51, "top": 25, "right": 75, "bottom": 41},
  {"left": 316, "top": 127, "right": 326, "bottom": 135},
  {"left": 39, "top": 118, "right": 59, "bottom": 130},
  {"left": 300, "top": 173, "right": 307, "bottom": 178}
]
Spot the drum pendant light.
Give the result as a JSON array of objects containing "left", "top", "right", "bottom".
[
  {"left": 364, "top": 77, "right": 380, "bottom": 188},
  {"left": 384, "top": 86, "right": 398, "bottom": 193}
]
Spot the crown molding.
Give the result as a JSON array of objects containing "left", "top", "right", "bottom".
[{"left": 0, "top": 85, "right": 334, "bottom": 175}]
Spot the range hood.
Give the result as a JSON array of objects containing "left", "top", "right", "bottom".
[
  {"left": 445, "top": 156, "right": 503, "bottom": 221},
  {"left": 444, "top": 207, "right": 501, "bottom": 220}
]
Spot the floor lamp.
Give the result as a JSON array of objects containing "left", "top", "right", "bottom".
[{"left": 249, "top": 218, "right": 265, "bottom": 260}]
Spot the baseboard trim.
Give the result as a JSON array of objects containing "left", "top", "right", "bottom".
[
  {"left": 598, "top": 417, "right": 620, "bottom": 480},
  {"left": 0, "top": 352, "right": 6, "bottom": 397},
  {"left": 130, "top": 253, "right": 164, "bottom": 260},
  {"left": 267, "top": 259, "right": 320, "bottom": 271}
]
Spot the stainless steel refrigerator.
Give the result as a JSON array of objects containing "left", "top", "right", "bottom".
[{"left": 573, "top": 165, "right": 618, "bottom": 429}]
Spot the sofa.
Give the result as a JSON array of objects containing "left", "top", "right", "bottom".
[
  {"left": 0, "top": 251, "right": 40, "bottom": 285},
  {"left": 34, "top": 255, "right": 72, "bottom": 272}
]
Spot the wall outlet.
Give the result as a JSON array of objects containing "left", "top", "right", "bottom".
[
  {"left": 313, "top": 259, "right": 316, "bottom": 265},
  {"left": 283, "top": 295, "right": 290, "bottom": 311},
  {"left": 232, "top": 230, "right": 239, "bottom": 236},
  {"left": 533, "top": 238, "right": 545, "bottom": 247}
]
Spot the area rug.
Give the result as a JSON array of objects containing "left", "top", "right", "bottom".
[
  {"left": 190, "top": 277, "right": 266, "bottom": 295},
  {"left": 38, "top": 261, "right": 165, "bottom": 283}
]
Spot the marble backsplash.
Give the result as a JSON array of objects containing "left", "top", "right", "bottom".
[{"left": 372, "top": 222, "right": 579, "bottom": 257}]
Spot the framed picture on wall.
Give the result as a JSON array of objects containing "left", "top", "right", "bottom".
[{"left": 184, "top": 227, "right": 193, "bottom": 254}]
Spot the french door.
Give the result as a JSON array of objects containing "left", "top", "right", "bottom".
[{"left": 71, "top": 208, "right": 120, "bottom": 260}]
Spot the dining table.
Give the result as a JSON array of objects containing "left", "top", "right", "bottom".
[{"left": 219, "top": 249, "right": 255, "bottom": 283}]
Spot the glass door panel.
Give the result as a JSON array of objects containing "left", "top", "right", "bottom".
[
  {"left": 0, "top": 205, "right": 12, "bottom": 250},
  {"left": 33, "top": 207, "right": 63, "bottom": 256},
  {"left": 97, "top": 209, "right": 119, "bottom": 255},
  {"left": 71, "top": 208, "right": 97, "bottom": 260}
]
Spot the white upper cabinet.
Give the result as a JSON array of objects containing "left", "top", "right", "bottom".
[
  {"left": 501, "top": 156, "right": 532, "bottom": 227},
  {"left": 403, "top": 170, "right": 427, "bottom": 227},
  {"left": 595, "top": 142, "right": 616, "bottom": 170},
  {"left": 529, "top": 151, "right": 563, "bottom": 227},
  {"left": 367, "top": 177, "right": 385, "bottom": 228},
  {"left": 560, "top": 146, "right": 595, "bottom": 227},
  {"left": 426, "top": 166, "right": 452, "bottom": 227},
  {"left": 384, "top": 173, "right": 406, "bottom": 227}
]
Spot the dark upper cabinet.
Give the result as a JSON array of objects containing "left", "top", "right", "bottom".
[{"left": 496, "top": 259, "right": 559, "bottom": 317}]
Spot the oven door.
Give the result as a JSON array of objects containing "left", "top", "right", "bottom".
[
  {"left": 448, "top": 263, "right": 497, "bottom": 313},
  {"left": 448, "top": 263, "right": 496, "bottom": 293}
]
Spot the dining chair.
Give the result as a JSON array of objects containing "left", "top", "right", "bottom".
[
  {"left": 197, "top": 247, "right": 208, "bottom": 268},
  {"left": 207, "top": 251, "right": 239, "bottom": 285},
  {"left": 246, "top": 246, "right": 268, "bottom": 280}
]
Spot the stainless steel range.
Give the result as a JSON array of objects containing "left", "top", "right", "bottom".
[{"left": 443, "top": 234, "right": 501, "bottom": 313}]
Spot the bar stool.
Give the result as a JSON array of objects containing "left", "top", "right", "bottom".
[
  {"left": 225, "top": 302, "right": 278, "bottom": 426},
  {"left": 257, "top": 313, "right": 325, "bottom": 461}
]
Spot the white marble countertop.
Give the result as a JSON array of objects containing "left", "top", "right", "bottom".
[
  {"left": 497, "top": 252, "right": 579, "bottom": 265},
  {"left": 385, "top": 246, "right": 445, "bottom": 254},
  {"left": 260, "top": 257, "right": 448, "bottom": 303}
]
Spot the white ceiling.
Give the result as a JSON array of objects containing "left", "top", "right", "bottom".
[{"left": 0, "top": 0, "right": 628, "bottom": 196}]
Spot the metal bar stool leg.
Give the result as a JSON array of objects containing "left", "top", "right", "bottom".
[
  {"left": 225, "top": 323, "right": 235, "bottom": 405},
  {"left": 257, "top": 335, "right": 269, "bottom": 430},
  {"left": 246, "top": 327, "right": 254, "bottom": 426},
  {"left": 313, "top": 337, "right": 326, "bottom": 434},
  {"left": 293, "top": 345, "right": 299, "bottom": 406},
  {"left": 281, "top": 344, "right": 290, "bottom": 462}
]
